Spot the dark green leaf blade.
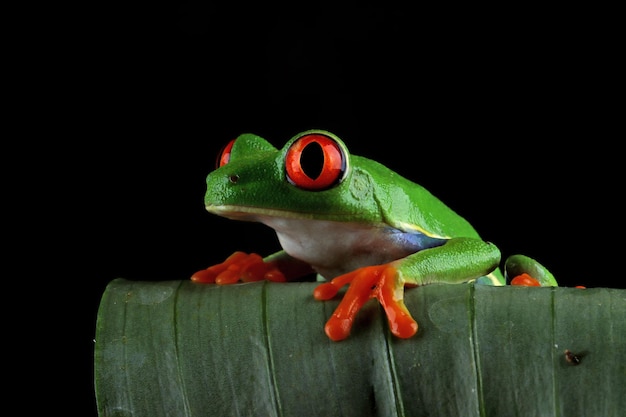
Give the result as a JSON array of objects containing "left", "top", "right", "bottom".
[
  {"left": 391, "top": 283, "right": 481, "bottom": 417},
  {"left": 95, "top": 280, "right": 626, "bottom": 417},
  {"left": 264, "top": 282, "right": 387, "bottom": 417},
  {"left": 94, "top": 279, "right": 190, "bottom": 417},
  {"left": 553, "top": 287, "right": 626, "bottom": 417},
  {"left": 174, "top": 280, "right": 280, "bottom": 416},
  {"left": 473, "top": 285, "right": 556, "bottom": 417}
]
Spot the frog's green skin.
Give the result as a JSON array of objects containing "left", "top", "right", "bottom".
[{"left": 194, "top": 129, "right": 557, "bottom": 340}]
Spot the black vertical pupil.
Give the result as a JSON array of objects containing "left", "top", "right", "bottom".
[{"left": 300, "top": 141, "right": 324, "bottom": 180}]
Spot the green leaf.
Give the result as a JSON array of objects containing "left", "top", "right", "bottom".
[{"left": 94, "top": 280, "right": 626, "bottom": 417}]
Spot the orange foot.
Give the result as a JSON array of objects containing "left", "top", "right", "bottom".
[
  {"left": 510, "top": 273, "right": 585, "bottom": 289},
  {"left": 313, "top": 264, "right": 418, "bottom": 341},
  {"left": 191, "top": 251, "right": 286, "bottom": 285},
  {"left": 510, "top": 273, "right": 541, "bottom": 286}
]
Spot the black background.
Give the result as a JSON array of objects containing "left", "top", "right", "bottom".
[{"left": 40, "top": 3, "right": 619, "bottom": 415}]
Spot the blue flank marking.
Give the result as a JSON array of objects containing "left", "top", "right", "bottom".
[{"left": 391, "top": 229, "right": 447, "bottom": 252}]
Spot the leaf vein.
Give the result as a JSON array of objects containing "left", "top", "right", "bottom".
[{"left": 262, "top": 282, "right": 283, "bottom": 417}]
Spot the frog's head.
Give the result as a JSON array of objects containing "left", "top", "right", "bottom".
[{"left": 204, "top": 130, "right": 384, "bottom": 224}]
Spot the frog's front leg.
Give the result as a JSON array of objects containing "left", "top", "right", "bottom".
[
  {"left": 191, "top": 251, "right": 314, "bottom": 284},
  {"left": 314, "top": 237, "right": 501, "bottom": 341},
  {"left": 314, "top": 264, "right": 418, "bottom": 341}
]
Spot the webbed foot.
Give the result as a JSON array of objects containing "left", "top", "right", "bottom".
[
  {"left": 314, "top": 264, "right": 417, "bottom": 341},
  {"left": 191, "top": 251, "right": 286, "bottom": 284}
]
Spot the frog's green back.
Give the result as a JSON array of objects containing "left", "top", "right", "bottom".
[{"left": 354, "top": 155, "right": 481, "bottom": 240}]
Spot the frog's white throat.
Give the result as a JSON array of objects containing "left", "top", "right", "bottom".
[{"left": 207, "top": 204, "right": 423, "bottom": 279}]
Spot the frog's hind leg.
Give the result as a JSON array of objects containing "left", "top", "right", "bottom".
[{"left": 505, "top": 254, "right": 558, "bottom": 287}]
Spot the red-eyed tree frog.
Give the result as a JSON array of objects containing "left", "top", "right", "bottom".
[{"left": 191, "top": 130, "right": 558, "bottom": 341}]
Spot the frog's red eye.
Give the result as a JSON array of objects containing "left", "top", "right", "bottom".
[
  {"left": 216, "top": 139, "right": 236, "bottom": 168},
  {"left": 285, "top": 133, "right": 347, "bottom": 190}
]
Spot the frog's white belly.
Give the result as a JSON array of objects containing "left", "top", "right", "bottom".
[{"left": 258, "top": 216, "right": 427, "bottom": 279}]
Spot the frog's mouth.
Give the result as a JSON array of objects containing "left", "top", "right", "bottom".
[{"left": 206, "top": 204, "right": 320, "bottom": 221}]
